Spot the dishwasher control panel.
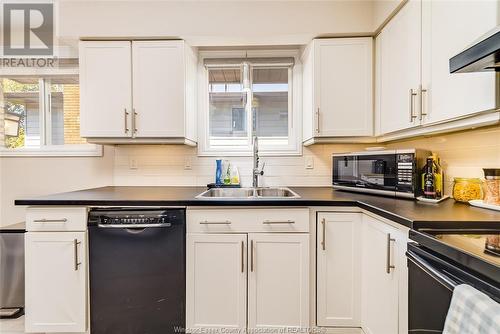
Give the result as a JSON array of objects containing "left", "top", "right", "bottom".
[{"left": 88, "top": 208, "right": 185, "bottom": 227}]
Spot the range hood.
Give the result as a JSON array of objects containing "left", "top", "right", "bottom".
[{"left": 450, "top": 26, "right": 500, "bottom": 73}]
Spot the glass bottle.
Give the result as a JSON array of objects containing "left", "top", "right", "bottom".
[{"left": 423, "top": 158, "right": 436, "bottom": 199}]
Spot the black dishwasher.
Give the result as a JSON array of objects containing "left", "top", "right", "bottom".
[{"left": 88, "top": 208, "right": 185, "bottom": 334}]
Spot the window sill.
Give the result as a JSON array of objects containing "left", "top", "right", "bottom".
[
  {"left": 0, "top": 144, "right": 103, "bottom": 157},
  {"left": 198, "top": 147, "right": 302, "bottom": 157}
]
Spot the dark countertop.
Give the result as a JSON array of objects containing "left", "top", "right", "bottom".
[
  {"left": 15, "top": 186, "right": 500, "bottom": 230},
  {"left": 0, "top": 222, "right": 26, "bottom": 232}
]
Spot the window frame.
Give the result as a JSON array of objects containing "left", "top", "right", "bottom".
[
  {"left": 197, "top": 49, "right": 302, "bottom": 157},
  {"left": 0, "top": 74, "right": 102, "bottom": 157}
]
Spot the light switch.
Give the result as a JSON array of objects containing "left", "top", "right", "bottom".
[
  {"left": 305, "top": 156, "right": 314, "bottom": 169},
  {"left": 184, "top": 158, "right": 192, "bottom": 170},
  {"left": 129, "top": 158, "right": 138, "bottom": 170}
]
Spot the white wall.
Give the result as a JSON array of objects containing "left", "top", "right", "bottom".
[
  {"left": 57, "top": 0, "right": 375, "bottom": 46},
  {"left": 372, "top": 0, "right": 405, "bottom": 31},
  {"left": 0, "top": 146, "right": 115, "bottom": 227}
]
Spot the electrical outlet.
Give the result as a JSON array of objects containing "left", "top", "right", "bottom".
[
  {"left": 305, "top": 156, "right": 314, "bottom": 169},
  {"left": 129, "top": 158, "right": 138, "bottom": 170},
  {"left": 184, "top": 158, "right": 192, "bottom": 170}
]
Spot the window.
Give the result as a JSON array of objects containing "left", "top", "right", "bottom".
[
  {"left": 199, "top": 51, "right": 301, "bottom": 156},
  {"left": 0, "top": 76, "right": 100, "bottom": 156}
]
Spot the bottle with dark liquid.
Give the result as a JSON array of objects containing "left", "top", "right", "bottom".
[{"left": 423, "top": 158, "right": 436, "bottom": 199}]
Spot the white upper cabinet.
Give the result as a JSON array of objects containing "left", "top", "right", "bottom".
[
  {"left": 79, "top": 41, "right": 132, "bottom": 138},
  {"left": 317, "top": 212, "right": 362, "bottom": 327},
  {"left": 376, "top": 0, "right": 499, "bottom": 138},
  {"left": 376, "top": 0, "right": 422, "bottom": 135},
  {"left": 79, "top": 40, "right": 197, "bottom": 144},
  {"left": 421, "top": 0, "right": 498, "bottom": 124},
  {"left": 132, "top": 41, "right": 188, "bottom": 138},
  {"left": 302, "top": 38, "right": 373, "bottom": 143},
  {"left": 25, "top": 232, "right": 87, "bottom": 333}
]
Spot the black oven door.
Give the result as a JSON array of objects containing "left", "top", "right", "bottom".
[
  {"left": 407, "top": 243, "right": 500, "bottom": 334},
  {"left": 333, "top": 154, "right": 396, "bottom": 190}
]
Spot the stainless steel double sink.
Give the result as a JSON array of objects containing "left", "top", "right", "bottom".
[{"left": 196, "top": 187, "right": 300, "bottom": 199}]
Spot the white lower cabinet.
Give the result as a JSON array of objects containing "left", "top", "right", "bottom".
[
  {"left": 186, "top": 208, "right": 310, "bottom": 333},
  {"left": 187, "top": 232, "right": 309, "bottom": 332},
  {"left": 315, "top": 212, "right": 408, "bottom": 334},
  {"left": 186, "top": 234, "right": 247, "bottom": 330},
  {"left": 361, "top": 215, "right": 408, "bottom": 334},
  {"left": 25, "top": 231, "right": 87, "bottom": 333},
  {"left": 248, "top": 233, "right": 309, "bottom": 330},
  {"left": 316, "top": 212, "right": 362, "bottom": 327}
]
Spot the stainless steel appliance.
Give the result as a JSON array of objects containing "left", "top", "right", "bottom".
[
  {"left": 88, "top": 208, "right": 185, "bottom": 334},
  {"left": 332, "top": 149, "right": 430, "bottom": 198},
  {"left": 450, "top": 26, "right": 500, "bottom": 73},
  {"left": 408, "top": 229, "right": 500, "bottom": 333},
  {"left": 0, "top": 227, "right": 25, "bottom": 318}
]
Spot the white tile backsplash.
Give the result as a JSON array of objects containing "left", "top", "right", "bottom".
[
  {"left": 113, "top": 127, "right": 500, "bottom": 195},
  {"left": 113, "top": 143, "right": 366, "bottom": 187}
]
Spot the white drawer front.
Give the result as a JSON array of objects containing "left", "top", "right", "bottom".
[
  {"left": 187, "top": 208, "right": 310, "bottom": 233},
  {"left": 26, "top": 207, "right": 88, "bottom": 232}
]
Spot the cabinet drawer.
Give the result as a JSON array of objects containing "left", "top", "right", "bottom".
[
  {"left": 187, "top": 208, "right": 310, "bottom": 233},
  {"left": 26, "top": 207, "right": 88, "bottom": 232}
]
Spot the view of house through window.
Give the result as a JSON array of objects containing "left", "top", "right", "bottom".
[
  {"left": 0, "top": 76, "right": 85, "bottom": 149},
  {"left": 209, "top": 67, "right": 247, "bottom": 138},
  {"left": 252, "top": 67, "right": 289, "bottom": 137},
  {"left": 206, "top": 61, "right": 293, "bottom": 153}
]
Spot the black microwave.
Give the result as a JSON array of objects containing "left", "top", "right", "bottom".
[{"left": 332, "top": 149, "right": 431, "bottom": 198}]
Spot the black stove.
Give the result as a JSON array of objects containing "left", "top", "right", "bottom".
[{"left": 407, "top": 227, "right": 500, "bottom": 333}]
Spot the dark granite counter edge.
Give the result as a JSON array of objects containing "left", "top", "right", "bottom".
[
  {"left": 15, "top": 197, "right": 500, "bottom": 230},
  {"left": 14, "top": 198, "right": 415, "bottom": 228},
  {"left": 0, "top": 222, "right": 26, "bottom": 232}
]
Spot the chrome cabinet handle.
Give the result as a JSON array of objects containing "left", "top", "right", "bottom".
[
  {"left": 74, "top": 239, "right": 82, "bottom": 271},
  {"left": 316, "top": 107, "right": 320, "bottom": 134},
  {"left": 33, "top": 218, "right": 67, "bottom": 223},
  {"left": 420, "top": 86, "right": 428, "bottom": 120},
  {"left": 321, "top": 218, "right": 326, "bottom": 251},
  {"left": 124, "top": 108, "right": 129, "bottom": 133},
  {"left": 133, "top": 108, "right": 138, "bottom": 134},
  {"left": 386, "top": 234, "right": 395, "bottom": 274},
  {"left": 199, "top": 220, "right": 231, "bottom": 225},
  {"left": 409, "top": 89, "right": 418, "bottom": 122},
  {"left": 250, "top": 239, "right": 254, "bottom": 272},
  {"left": 262, "top": 220, "right": 295, "bottom": 224},
  {"left": 241, "top": 241, "right": 245, "bottom": 273}
]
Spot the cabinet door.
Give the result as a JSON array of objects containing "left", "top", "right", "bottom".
[
  {"left": 25, "top": 232, "right": 86, "bottom": 333},
  {"left": 248, "top": 233, "right": 309, "bottom": 330},
  {"left": 132, "top": 41, "right": 185, "bottom": 137},
  {"left": 361, "top": 217, "right": 401, "bottom": 334},
  {"left": 314, "top": 38, "right": 373, "bottom": 137},
  {"left": 376, "top": 0, "right": 421, "bottom": 135},
  {"left": 421, "top": 0, "right": 497, "bottom": 123},
  {"left": 79, "top": 41, "right": 132, "bottom": 137},
  {"left": 186, "top": 234, "right": 247, "bottom": 330},
  {"left": 317, "top": 213, "right": 361, "bottom": 327}
]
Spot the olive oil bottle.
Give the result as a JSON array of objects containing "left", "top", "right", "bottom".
[
  {"left": 423, "top": 158, "right": 436, "bottom": 199},
  {"left": 421, "top": 154, "right": 444, "bottom": 199},
  {"left": 432, "top": 153, "right": 444, "bottom": 198}
]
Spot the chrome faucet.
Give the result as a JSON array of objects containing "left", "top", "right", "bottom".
[{"left": 252, "top": 135, "right": 265, "bottom": 187}]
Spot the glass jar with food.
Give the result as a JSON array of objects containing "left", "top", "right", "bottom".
[
  {"left": 483, "top": 169, "right": 500, "bottom": 205},
  {"left": 485, "top": 234, "right": 500, "bottom": 256},
  {"left": 452, "top": 177, "right": 482, "bottom": 203}
]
